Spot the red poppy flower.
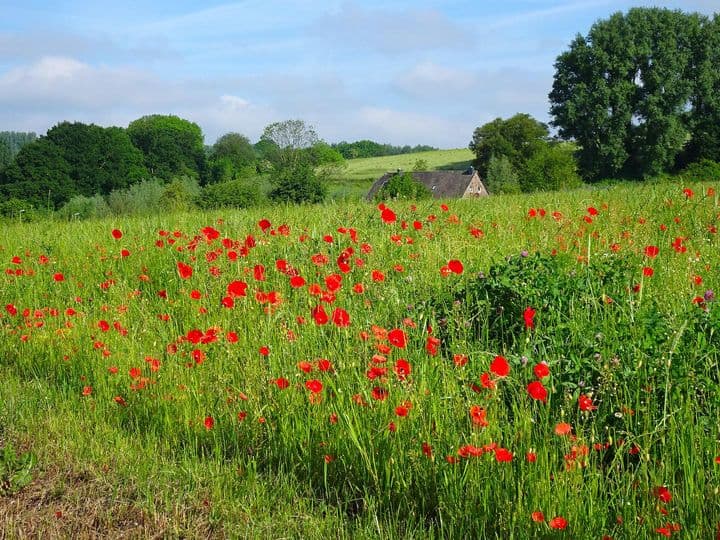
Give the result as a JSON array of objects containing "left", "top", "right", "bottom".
[
  {"left": 527, "top": 381, "right": 548, "bottom": 402},
  {"left": 549, "top": 516, "right": 567, "bottom": 530},
  {"left": 523, "top": 306, "right": 536, "bottom": 329},
  {"left": 82, "top": 386, "right": 92, "bottom": 396},
  {"left": 177, "top": 262, "right": 193, "bottom": 279},
  {"left": 495, "top": 448, "right": 513, "bottom": 462},
  {"left": 644, "top": 245, "right": 659, "bottom": 258},
  {"left": 643, "top": 266, "right": 654, "bottom": 277},
  {"left": 381, "top": 207, "right": 397, "bottom": 224},
  {"left": 111, "top": 229, "right": 122, "bottom": 239},
  {"left": 317, "top": 359, "right": 333, "bottom": 372},
  {"left": 204, "top": 416, "right": 214, "bottom": 430},
  {"left": 654, "top": 486, "right": 672, "bottom": 503},
  {"left": 448, "top": 260, "right": 464, "bottom": 274},
  {"left": 371, "top": 270, "right": 385, "bottom": 282},
  {"left": 305, "top": 379, "right": 323, "bottom": 393},
  {"left": 490, "top": 355, "right": 510, "bottom": 377},
  {"left": 371, "top": 386, "right": 388, "bottom": 401},
  {"left": 332, "top": 308, "right": 350, "bottom": 327},
  {"left": 426, "top": 336, "right": 440, "bottom": 355},
  {"left": 290, "top": 275, "right": 306, "bottom": 288},
  {"left": 129, "top": 367, "right": 141, "bottom": 379},
  {"left": 395, "top": 405, "right": 409, "bottom": 417},
  {"left": 578, "top": 394, "right": 597, "bottom": 411},
  {"left": 258, "top": 219, "right": 272, "bottom": 232},
  {"left": 554, "top": 422, "right": 572, "bottom": 436},
  {"left": 480, "top": 372, "right": 495, "bottom": 389},
  {"left": 227, "top": 280, "right": 248, "bottom": 298},
  {"left": 469, "top": 405, "right": 489, "bottom": 427},
  {"left": 388, "top": 328, "right": 407, "bottom": 348},
  {"left": 394, "top": 359, "right": 411, "bottom": 379},
  {"left": 526, "top": 452, "right": 537, "bottom": 463},
  {"left": 312, "top": 305, "right": 329, "bottom": 325},
  {"left": 531, "top": 511, "right": 544, "bottom": 523},
  {"left": 533, "top": 362, "right": 550, "bottom": 379},
  {"left": 53, "top": 273, "right": 65, "bottom": 282},
  {"left": 453, "top": 354, "right": 468, "bottom": 367},
  {"left": 274, "top": 377, "right": 290, "bottom": 389}
]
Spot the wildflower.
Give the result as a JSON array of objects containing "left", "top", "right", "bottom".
[
  {"left": 523, "top": 307, "right": 536, "bottom": 329},
  {"left": 490, "top": 355, "right": 510, "bottom": 377},
  {"left": 549, "top": 516, "right": 568, "bottom": 530},
  {"left": 305, "top": 380, "right": 323, "bottom": 393},
  {"left": 527, "top": 381, "right": 548, "bottom": 402},
  {"left": 533, "top": 362, "right": 550, "bottom": 379},
  {"left": 177, "top": 262, "right": 193, "bottom": 279},
  {"left": 554, "top": 422, "right": 572, "bottom": 436},
  {"left": 578, "top": 394, "right": 597, "bottom": 411},
  {"left": 204, "top": 416, "right": 214, "bottom": 430},
  {"left": 531, "top": 511, "right": 544, "bottom": 522}
]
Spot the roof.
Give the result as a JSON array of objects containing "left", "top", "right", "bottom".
[{"left": 366, "top": 169, "right": 486, "bottom": 200}]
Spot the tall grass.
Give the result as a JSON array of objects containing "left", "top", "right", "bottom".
[{"left": 1, "top": 182, "right": 719, "bottom": 537}]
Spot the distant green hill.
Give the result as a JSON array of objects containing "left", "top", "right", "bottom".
[{"left": 328, "top": 148, "right": 474, "bottom": 200}]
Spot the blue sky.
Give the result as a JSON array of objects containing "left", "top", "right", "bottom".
[{"left": 1, "top": 1, "right": 718, "bottom": 148}]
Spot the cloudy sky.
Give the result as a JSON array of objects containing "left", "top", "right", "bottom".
[{"left": 1, "top": 1, "right": 717, "bottom": 148}]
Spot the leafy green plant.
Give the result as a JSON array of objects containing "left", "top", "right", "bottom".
[
  {"left": 0, "top": 442, "right": 36, "bottom": 496},
  {"left": 375, "top": 172, "right": 431, "bottom": 200}
]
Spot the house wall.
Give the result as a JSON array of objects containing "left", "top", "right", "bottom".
[{"left": 462, "top": 173, "right": 488, "bottom": 198}]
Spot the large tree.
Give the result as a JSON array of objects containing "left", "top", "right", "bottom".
[
  {"left": 46, "top": 122, "right": 147, "bottom": 195},
  {"left": 206, "top": 132, "right": 257, "bottom": 183},
  {"left": 550, "top": 8, "right": 716, "bottom": 180},
  {"left": 127, "top": 115, "right": 206, "bottom": 180},
  {"left": 260, "top": 119, "right": 319, "bottom": 169},
  {"left": 468, "top": 113, "right": 549, "bottom": 178}
]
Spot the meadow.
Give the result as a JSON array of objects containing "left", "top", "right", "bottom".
[{"left": 1, "top": 181, "right": 720, "bottom": 538}]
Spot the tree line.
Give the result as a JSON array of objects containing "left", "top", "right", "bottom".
[
  {"left": 332, "top": 140, "right": 437, "bottom": 159},
  {"left": 470, "top": 7, "right": 720, "bottom": 192}
]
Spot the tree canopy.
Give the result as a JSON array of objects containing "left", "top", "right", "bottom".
[
  {"left": 468, "top": 114, "right": 549, "bottom": 178},
  {"left": 127, "top": 115, "right": 206, "bottom": 180},
  {"left": 550, "top": 8, "right": 720, "bottom": 180}
]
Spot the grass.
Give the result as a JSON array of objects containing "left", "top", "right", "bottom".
[{"left": 1, "top": 181, "right": 720, "bottom": 538}]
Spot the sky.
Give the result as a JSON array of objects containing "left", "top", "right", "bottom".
[{"left": 1, "top": 1, "right": 718, "bottom": 148}]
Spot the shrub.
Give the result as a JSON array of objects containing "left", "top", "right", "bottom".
[
  {"left": 57, "top": 195, "right": 110, "bottom": 220},
  {"left": 269, "top": 162, "right": 327, "bottom": 204},
  {"left": 485, "top": 155, "right": 521, "bottom": 194},
  {"left": 375, "top": 172, "right": 432, "bottom": 201},
  {"left": 107, "top": 179, "right": 165, "bottom": 215},
  {"left": 0, "top": 198, "right": 36, "bottom": 220},
  {"left": 197, "top": 179, "right": 264, "bottom": 210},
  {"left": 678, "top": 159, "right": 720, "bottom": 183},
  {"left": 521, "top": 144, "right": 583, "bottom": 192},
  {"left": 159, "top": 176, "right": 201, "bottom": 212}
]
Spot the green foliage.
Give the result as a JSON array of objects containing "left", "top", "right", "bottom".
[
  {"left": 107, "top": 179, "right": 165, "bottom": 216},
  {"left": 678, "top": 159, "right": 720, "bottom": 183},
  {"left": 0, "top": 442, "right": 36, "bottom": 496},
  {"left": 269, "top": 161, "right": 326, "bottom": 204},
  {"left": 46, "top": 122, "right": 148, "bottom": 196},
  {"left": 261, "top": 120, "right": 319, "bottom": 171},
  {"left": 307, "top": 142, "right": 345, "bottom": 167},
  {"left": 57, "top": 195, "right": 111, "bottom": 221},
  {"left": 521, "top": 144, "right": 583, "bottom": 192},
  {"left": 0, "top": 138, "right": 74, "bottom": 208},
  {"left": 197, "top": 179, "right": 264, "bottom": 210},
  {"left": 485, "top": 155, "right": 521, "bottom": 194},
  {"left": 127, "top": 115, "right": 206, "bottom": 180},
  {"left": 375, "top": 172, "right": 432, "bottom": 200},
  {"left": 412, "top": 158, "right": 429, "bottom": 171},
  {"left": 332, "top": 140, "right": 437, "bottom": 159},
  {"left": 0, "top": 198, "right": 38, "bottom": 220},
  {"left": 468, "top": 113, "right": 549, "bottom": 177},
  {"left": 159, "top": 176, "right": 201, "bottom": 212},
  {"left": 207, "top": 133, "right": 257, "bottom": 184},
  {"left": 550, "top": 8, "right": 718, "bottom": 180},
  {"left": 0, "top": 138, "right": 11, "bottom": 169}
]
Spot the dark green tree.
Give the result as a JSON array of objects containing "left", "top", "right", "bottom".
[
  {"left": 468, "top": 114, "right": 549, "bottom": 177},
  {"left": 260, "top": 119, "right": 318, "bottom": 169},
  {"left": 550, "top": 8, "right": 715, "bottom": 180},
  {"left": 0, "top": 138, "right": 73, "bottom": 207},
  {"left": 269, "top": 161, "right": 326, "bottom": 204},
  {"left": 207, "top": 132, "right": 256, "bottom": 183},
  {"left": 46, "top": 122, "right": 147, "bottom": 195},
  {"left": 485, "top": 155, "right": 521, "bottom": 194},
  {"left": 127, "top": 115, "right": 206, "bottom": 180},
  {"left": 0, "top": 139, "right": 11, "bottom": 169},
  {"left": 0, "top": 132, "right": 37, "bottom": 157}
]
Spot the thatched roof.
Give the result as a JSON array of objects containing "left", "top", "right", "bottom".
[{"left": 366, "top": 169, "right": 487, "bottom": 200}]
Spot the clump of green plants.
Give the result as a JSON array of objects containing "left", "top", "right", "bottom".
[
  {"left": 0, "top": 442, "right": 36, "bottom": 496},
  {"left": 375, "top": 171, "right": 431, "bottom": 200}
]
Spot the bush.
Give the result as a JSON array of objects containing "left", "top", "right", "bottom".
[
  {"left": 269, "top": 162, "right": 327, "bottom": 204},
  {"left": 0, "top": 198, "right": 35, "bottom": 219},
  {"left": 197, "top": 179, "right": 264, "bottom": 210},
  {"left": 159, "top": 176, "right": 201, "bottom": 212},
  {"left": 678, "top": 159, "right": 720, "bottom": 183},
  {"left": 521, "top": 144, "right": 583, "bottom": 192},
  {"left": 485, "top": 155, "right": 521, "bottom": 194},
  {"left": 375, "top": 172, "right": 432, "bottom": 201},
  {"left": 57, "top": 195, "right": 110, "bottom": 220},
  {"left": 107, "top": 179, "right": 165, "bottom": 215}
]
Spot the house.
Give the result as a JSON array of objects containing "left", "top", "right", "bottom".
[{"left": 366, "top": 167, "right": 488, "bottom": 200}]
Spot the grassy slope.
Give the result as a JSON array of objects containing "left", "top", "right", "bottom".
[
  {"left": 1, "top": 181, "right": 719, "bottom": 538},
  {"left": 327, "top": 148, "right": 474, "bottom": 200}
]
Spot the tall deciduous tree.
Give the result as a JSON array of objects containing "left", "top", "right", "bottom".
[
  {"left": 468, "top": 114, "right": 549, "bottom": 177},
  {"left": 127, "top": 115, "right": 206, "bottom": 180},
  {"left": 207, "top": 132, "right": 256, "bottom": 183},
  {"left": 550, "top": 8, "right": 716, "bottom": 180},
  {"left": 260, "top": 119, "right": 319, "bottom": 169}
]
